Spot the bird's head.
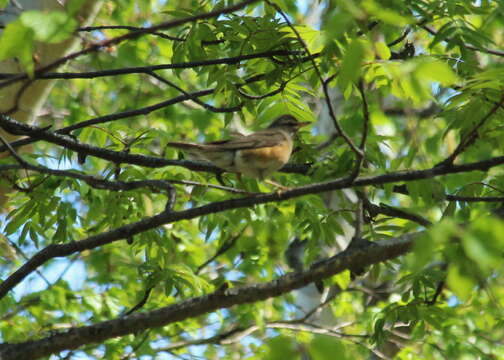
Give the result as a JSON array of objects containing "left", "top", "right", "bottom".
[{"left": 268, "top": 115, "right": 310, "bottom": 134}]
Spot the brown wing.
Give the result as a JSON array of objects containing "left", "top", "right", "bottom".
[{"left": 204, "top": 129, "right": 287, "bottom": 151}]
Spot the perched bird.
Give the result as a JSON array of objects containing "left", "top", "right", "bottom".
[{"left": 167, "top": 115, "right": 309, "bottom": 180}]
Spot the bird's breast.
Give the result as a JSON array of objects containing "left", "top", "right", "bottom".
[{"left": 235, "top": 136, "right": 293, "bottom": 179}]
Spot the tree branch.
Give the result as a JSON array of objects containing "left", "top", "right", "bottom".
[
  {"left": 267, "top": 1, "right": 364, "bottom": 160},
  {"left": 77, "top": 25, "right": 222, "bottom": 45},
  {"left": 360, "top": 193, "right": 432, "bottom": 227},
  {"left": 1, "top": 154, "right": 504, "bottom": 300},
  {"left": 0, "top": 0, "right": 261, "bottom": 89},
  {"left": 0, "top": 50, "right": 304, "bottom": 80},
  {"left": 420, "top": 25, "right": 504, "bottom": 58},
  {"left": 0, "top": 114, "right": 310, "bottom": 176},
  {"left": 0, "top": 133, "right": 180, "bottom": 197},
  {"left": 146, "top": 71, "right": 242, "bottom": 113},
  {"left": 0, "top": 55, "right": 317, "bottom": 150},
  {"left": 0, "top": 233, "right": 417, "bottom": 360},
  {"left": 437, "top": 93, "right": 504, "bottom": 167}
]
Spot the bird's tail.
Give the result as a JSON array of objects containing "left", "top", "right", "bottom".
[
  {"left": 166, "top": 141, "right": 205, "bottom": 151},
  {"left": 167, "top": 142, "right": 209, "bottom": 162}
]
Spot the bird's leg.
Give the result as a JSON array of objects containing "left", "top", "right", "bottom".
[{"left": 265, "top": 179, "right": 290, "bottom": 192}]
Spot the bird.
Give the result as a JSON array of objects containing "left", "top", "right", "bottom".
[{"left": 167, "top": 114, "right": 310, "bottom": 181}]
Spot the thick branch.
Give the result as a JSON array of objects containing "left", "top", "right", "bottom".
[
  {"left": 1, "top": 155, "right": 504, "bottom": 300},
  {"left": 0, "top": 234, "right": 417, "bottom": 360}
]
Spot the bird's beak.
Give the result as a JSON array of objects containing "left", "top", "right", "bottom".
[{"left": 296, "top": 122, "right": 311, "bottom": 128}]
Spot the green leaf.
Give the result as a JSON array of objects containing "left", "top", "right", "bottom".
[
  {"left": 430, "top": 23, "right": 458, "bottom": 49},
  {"left": 53, "top": 218, "right": 68, "bottom": 243},
  {"left": 416, "top": 59, "right": 459, "bottom": 86},
  {"left": 411, "top": 221, "right": 457, "bottom": 270},
  {"left": 447, "top": 264, "right": 474, "bottom": 301},
  {"left": 265, "top": 336, "right": 298, "bottom": 360},
  {"left": 5, "top": 201, "right": 36, "bottom": 235},
  {"left": 20, "top": 10, "right": 77, "bottom": 43},
  {"left": 338, "top": 39, "right": 365, "bottom": 93},
  {"left": 67, "top": 0, "right": 87, "bottom": 15},
  {"left": 331, "top": 269, "right": 351, "bottom": 290},
  {"left": 18, "top": 222, "right": 31, "bottom": 246},
  {"left": 463, "top": 217, "right": 504, "bottom": 269},
  {"left": 363, "top": 0, "right": 411, "bottom": 26},
  {"left": 407, "top": 179, "right": 445, "bottom": 205},
  {"left": 0, "top": 19, "right": 35, "bottom": 74},
  {"left": 325, "top": 10, "right": 353, "bottom": 40},
  {"left": 375, "top": 41, "right": 391, "bottom": 60},
  {"left": 309, "top": 336, "right": 348, "bottom": 360}
]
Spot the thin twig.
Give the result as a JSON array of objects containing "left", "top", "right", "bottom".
[
  {"left": 351, "top": 79, "right": 371, "bottom": 178},
  {"left": 421, "top": 25, "right": 504, "bottom": 58},
  {"left": 392, "top": 184, "right": 504, "bottom": 203},
  {"left": 361, "top": 195, "right": 432, "bottom": 227},
  {"left": 0, "top": 50, "right": 303, "bottom": 80},
  {"left": 437, "top": 92, "right": 504, "bottom": 167},
  {"left": 124, "top": 286, "right": 154, "bottom": 316},
  {"left": 0, "top": 0, "right": 261, "bottom": 89},
  {"left": 387, "top": 27, "right": 411, "bottom": 47},
  {"left": 147, "top": 71, "right": 242, "bottom": 113},
  {"left": 6, "top": 240, "right": 51, "bottom": 287},
  {"left": 78, "top": 25, "right": 224, "bottom": 45},
  {"left": 120, "top": 331, "right": 151, "bottom": 360},
  {"left": 267, "top": 1, "right": 363, "bottom": 160},
  {"left": 196, "top": 228, "right": 245, "bottom": 274},
  {"left": 357, "top": 80, "right": 370, "bottom": 151},
  {"left": 79, "top": 25, "right": 185, "bottom": 42},
  {"left": 426, "top": 280, "right": 445, "bottom": 305}
]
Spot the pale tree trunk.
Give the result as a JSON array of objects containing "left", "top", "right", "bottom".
[
  {"left": 0, "top": 0, "right": 102, "bottom": 206},
  {"left": 0, "top": 0, "right": 102, "bottom": 122}
]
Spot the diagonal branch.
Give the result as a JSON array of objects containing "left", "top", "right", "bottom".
[
  {"left": 0, "top": 163, "right": 250, "bottom": 195},
  {"left": 1, "top": 154, "right": 504, "bottom": 300},
  {"left": 267, "top": 1, "right": 363, "bottom": 160},
  {"left": 436, "top": 92, "right": 504, "bottom": 167},
  {"left": 357, "top": 80, "right": 370, "bottom": 151},
  {"left": 196, "top": 228, "right": 245, "bottom": 275},
  {"left": 77, "top": 25, "right": 223, "bottom": 45},
  {"left": 361, "top": 196, "right": 432, "bottom": 227},
  {"left": 0, "top": 233, "right": 417, "bottom": 360},
  {"left": 0, "top": 56, "right": 318, "bottom": 150},
  {"left": 147, "top": 71, "right": 242, "bottom": 113},
  {"left": 421, "top": 25, "right": 504, "bottom": 58}
]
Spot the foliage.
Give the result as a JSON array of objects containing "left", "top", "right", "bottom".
[{"left": 0, "top": 0, "right": 503, "bottom": 359}]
